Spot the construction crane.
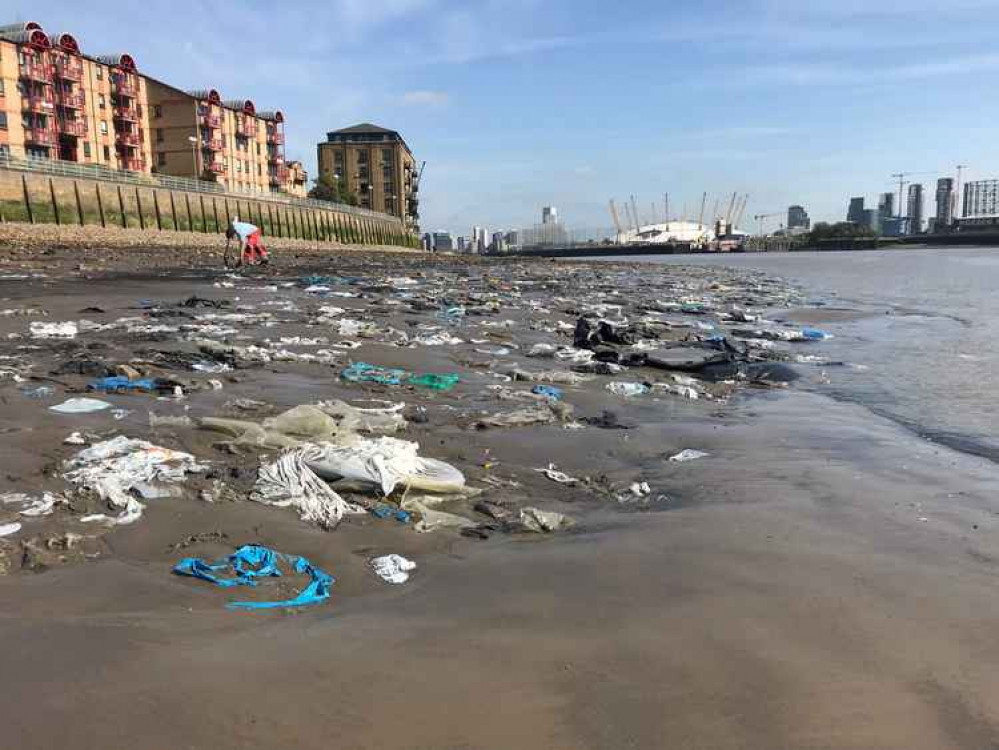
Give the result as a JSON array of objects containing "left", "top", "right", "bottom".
[
  {"left": 733, "top": 194, "right": 750, "bottom": 230},
  {"left": 753, "top": 212, "right": 782, "bottom": 237},
  {"left": 890, "top": 171, "right": 937, "bottom": 220},
  {"left": 608, "top": 199, "right": 623, "bottom": 237},
  {"left": 710, "top": 196, "right": 720, "bottom": 230},
  {"left": 723, "top": 192, "right": 738, "bottom": 227},
  {"left": 955, "top": 164, "right": 968, "bottom": 220},
  {"left": 629, "top": 195, "right": 640, "bottom": 231},
  {"left": 698, "top": 192, "right": 707, "bottom": 229}
]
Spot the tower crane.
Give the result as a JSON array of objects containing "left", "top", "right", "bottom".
[
  {"left": 890, "top": 171, "right": 937, "bottom": 220},
  {"left": 753, "top": 212, "right": 782, "bottom": 237}
]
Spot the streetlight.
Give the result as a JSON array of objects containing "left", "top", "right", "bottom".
[{"left": 188, "top": 135, "right": 199, "bottom": 178}]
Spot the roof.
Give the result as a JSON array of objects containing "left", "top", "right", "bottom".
[{"left": 329, "top": 123, "right": 397, "bottom": 136}]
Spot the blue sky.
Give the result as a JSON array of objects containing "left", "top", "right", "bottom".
[{"left": 11, "top": 0, "right": 999, "bottom": 233}]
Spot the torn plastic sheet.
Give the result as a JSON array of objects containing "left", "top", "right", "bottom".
[
  {"left": 63, "top": 436, "right": 208, "bottom": 526},
  {"left": 50, "top": 398, "right": 113, "bottom": 414},
  {"left": 520, "top": 507, "right": 573, "bottom": 533},
  {"left": 173, "top": 544, "right": 333, "bottom": 610},
  {"left": 370, "top": 554, "right": 417, "bottom": 584},
  {"left": 535, "top": 463, "right": 579, "bottom": 485},
  {"left": 669, "top": 449, "right": 710, "bottom": 463},
  {"left": 252, "top": 446, "right": 360, "bottom": 529},
  {"left": 0, "top": 522, "right": 22, "bottom": 537},
  {"left": 30, "top": 321, "right": 78, "bottom": 339},
  {"left": 400, "top": 497, "right": 476, "bottom": 533}
]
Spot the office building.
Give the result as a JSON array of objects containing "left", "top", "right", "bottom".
[
  {"left": 431, "top": 231, "right": 454, "bottom": 252},
  {"left": 962, "top": 179, "right": 999, "bottom": 218},
  {"left": 542, "top": 206, "right": 559, "bottom": 225},
  {"left": 144, "top": 83, "right": 289, "bottom": 194},
  {"left": 317, "top": 123, "right": 419, "bottom": 228},
  {"left": 787, "top": 205, "right": 810, "bottom": 232},
  {"left": 927, "top": 217, "right": 937, "bottom": 234},
  {"left": 936, "top": 178, "right": 954, "bottom": 227},
  {"left": 472, "top": 226, "right": 488, "bottom": 254},
  {"left": 861, "top": 208, "right": 880, "bottom": 233},
  {"left": 491, "top": 231, "right": 506, "bottom": 253},
  {"left": 878, "top": 192, "right": 895, "bottom": 219},
  {"left": 0, "top": 22, "right": 152, "bottom": 172},
  {"left": 847, "top": 197, "right": 865, "bottom": 224},
  {"left": 907, "top": 183, "right": 924, "bottom": 234}
]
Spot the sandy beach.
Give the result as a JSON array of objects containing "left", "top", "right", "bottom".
[{"left": 2, "top": 244, "right": 999, "bottom": 749}]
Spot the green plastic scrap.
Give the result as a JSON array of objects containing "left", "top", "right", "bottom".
[
  {"left": 340, "top": 362, "right": 460, "bottom": 391},
  {"left": 407, "top": 373, "right": 460, "bottom": 391}
]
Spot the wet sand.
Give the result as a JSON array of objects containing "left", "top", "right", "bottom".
[{"left": 3, "top": 248, "right": 999, "bottom": 749}]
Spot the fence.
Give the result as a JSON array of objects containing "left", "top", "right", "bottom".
[{"left": 0, "top": 160, "right": 419, "bottom": 249}]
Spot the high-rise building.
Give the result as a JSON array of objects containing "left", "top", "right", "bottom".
[
  {"left": 906, "top": 184, "right": 924, "bottom": 235},
  {"left": 787, "top": 205, "right": 810, "bottom": 231},
  {"left": 431, "top": 231, "right": 454, "bottom": 252},
  {"left": 472, "top": 226, "right": 488, "bottom": 254},
  {"left": 491, "top": 231, "right": 506, "bottom": 253},
  {"left": 861, "top": 208, "right": 880, "bottom": 233},
  {"left": 0, "top": 22, "right": 152, "bottom": 172},
  {"left": 962, "top": 180, "right": 999, "bottom": 218},
  {"left": 457, "top": 236, "right": 467, "bottom": 253},
  {"left": 542, "top": 206, "right": 559, "bottom": 225},
  {"left": 878, "top": 192, "right": 895, "bottom": 219},
  {"left": 317, "top": 123, "right": 418, "bottom": 229},
  {"left": 936, "top": 178, "right": 955, "bottom": 227},
  {"left": 847, "top": 197, "right": 865, "bottom": 224}
]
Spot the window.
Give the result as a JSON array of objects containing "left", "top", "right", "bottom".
[
  {"left": 236, "top": 161, "right": 241, "bottom": 173},
  {"left": 154, "top": 105, "right": 162, "bottom": 118},
  {"left": 83, "top": 142, "right": 91, "bottom": 157},
  {"left": 96, "top": 67, "right": 103, "bottom": 80},
  {"left": 382, "top": 148, "right": 392, "bottom": 164},
  {"left": 157, "top": 152, "right": 166, "bottom": 166},
  {"left": 0, "top": 145, "right": 8, "bottom": 158},
  {"left": 358, "top": 150, "right": 368, "bottom": 164},
  {"left": 99, "top": 120, "right": 108, "bottom": 134},
  {"left": 98, "top": 93, "right": 105, "bottom": 109},
  {"left": 256, "top": 143, "right": 261, "bottom": 155},
  {"left": 257, "top": 164, "right": 261, "bottom": 176},
  {"left": 0, "top": 112, "right": 6, "bottom": 130},
  {"left": 0, "top": 79, "right": 4, "bottom": 96},
  {"left": 156, "top": 128, "right": 164, "bottom": 143},
  {"left": 103, "top": 145, "right": 110, "bottom": 161}
]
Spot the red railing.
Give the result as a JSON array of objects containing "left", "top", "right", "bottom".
[
  {"left": 266, "top": 131, "right": 284, "bottom": 145},
  {"left": 25, "top": 127, "right": 57, "bottom": 146},
  {"left": 202, "top": 112, "right": 221, "bottom": 129},
  {"left": 208, "top": 161, "right": 226, "bottom": 174},
  {"left": 120, "top": 157, "right": 146, "bottom": 172},
  {"left": 113, "top": 104, "right": 139, "bottom": 121},
  {"left": 238, "top": 118, "right": 256, "bottom": 137},
  {"left": 203, "top": 137, "right": 224, "bottom": 151},
  {"left": 58, "top": 117, "right": 88, "bottom": 137},
  {"left": 116, "top": 130, "right": 141, "bottom": 146},
  {"left": 269, "top": 167, "right": 290, "bottom": 183},
  {"left": 113, "top": 77, "right": 138, "bottom": 97},
  {"left": 53, "top": 57, "right": 84, "bottom": 81},
  {"left": 58, "top": 90, "right": 85, "bottom": 108},
  {"left": 19, "top": 60, "right": 52, "bottom": 82},
  {"left": 22, "top": 94, "right": 55, "bottom": 113}
]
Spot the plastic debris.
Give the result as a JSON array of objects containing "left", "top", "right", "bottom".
[
  {"left": 535, "top": 463, "right": 579, "bottom": 485},
  {"left": 519, "top": 507, "right": 573, "bottom": 533},
  {"left": 401, "top": 497, "right": 476, "bottom": 533},
  {"left": 0, "top": 522, "right": 22, "bottom": 537},
  {"left": 370, "top": 554, "right": 417, "bottom": 584},
  {"left": 63, "top": 436, "right": 208, "bottom": 525},
  {"left": 173, "top": 544, "right": 333, "bottom": 610},
  {"left": 50, "top": 398, "right": 112, "bottom": 414},
  {"left": 669, "top": 449, "right": 710, "bottom": 463},
  {"left": 341, "top": 362, "right": 405, "bottom": 386},
  {"left": 88, "top": 376, "right": 159, "bottom": 393},
  {"left": 20, "top": 385, "right": 54, "bottom": 399},
  {"left": 252, "top": 446, "right": 359, "bottom": 529},
  {"left": 531, "top": 384, "right": 562, "bottom": 400},
  {"left": 606, "top": 382, "right": 650, "bottom": 397},
  {"left": 30, "top": 321, "right": 78, "bottom": 339}
]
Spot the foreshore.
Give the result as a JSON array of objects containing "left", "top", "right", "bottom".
[{"left": 2, "top": 241, "right": 998, "bottom": 749}]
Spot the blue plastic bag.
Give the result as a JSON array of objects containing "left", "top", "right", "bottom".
[
  {"left": 531, "top": 385, "right": 562, "bottom": 401},
  {"left": 173, "top": 544, "right": 334, "bottom": 610},
  {"left": 88, "top": 376, "right": 158, "bottom": 393}
]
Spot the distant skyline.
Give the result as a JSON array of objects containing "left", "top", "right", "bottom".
[{"left": 10, "top": 0, "right": 999, "bottom": 232}]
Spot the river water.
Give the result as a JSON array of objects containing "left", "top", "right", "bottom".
[{"left": 602, "top": 247, "right": 999, "bottom": 462}]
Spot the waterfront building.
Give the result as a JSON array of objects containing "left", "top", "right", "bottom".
[
  {"left": 861, "top": 208, "right": 880, "bottom": 233},
  {"left": 317, "top": 123, "right": 418, "bottom": 229},
  {"left": 431, "top": 231, "right": 454, "bottom": 252},
  {"left": 907, "top": 184, "right": 924, "bottom": 234},
  {"left": 962, "top": 179, "right": 999, "bottom": 218},
  {"left": 542, "top": 206, "right": 559, "bottom": 225},
  {"left": 285, "top": 160, "right": 308, "bottom": 197},
  {"left": 457, "top": 236, "right": 467, "bottom": 253},
  {"left": 0, "top": 22, "right": 152, "bottom": 173},
  {"left": 936, "top": 178, "right": 955, "bottom": 227},
  {"left": 491, "top": 231, "right": 506, "bottom": 253},
  {"left": 927, "top": 217, "right": 937, "bottom": 234},
  {"left": 787, "top": 205, "right": 810, "bottom": 231},
  {"left": 145, "top": 82, "right": 288, "bottom": 193},
  {"left": 847, "top": 197, "right": 865, "bottom": 224}
]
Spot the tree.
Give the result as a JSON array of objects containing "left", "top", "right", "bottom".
[
  {"left": 308, "top": 173, "right": 358, "bottom": 206},
  {"left": 807, "top": 221, "right": 876, "bottom": 243}
]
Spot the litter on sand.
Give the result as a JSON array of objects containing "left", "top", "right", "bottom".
[
  {"left": 252, "top": 446, "right": 359, "bottom": 530},
  {"left": 535, "top": 463, "right": 580, "bottom": 485},
  {"left": 606, "top": 382, "right": 650, "bottom": 397},
  {"left": 173, "top": 544, "right": 333, "bottom": 610},
  {"left": 0, "top": 522, "right": 22, "bottom": 537},
  {"left": 370, "top": 554, "right": 417, "bottom": 584},
  {"left": 401, "top": 497, "right": 476, "bottom": 533},
  {"left": 30, "top": 321, "right": 77, "bottom": 339},
  {"left": 50, "top": 398, "right": 112, "bottom": 414},
  {"left": 519, "top": 507, "right": 573, "bottom": 533},
  {"left": 669, "top": 449, "right": 711, "bottom": 462}
]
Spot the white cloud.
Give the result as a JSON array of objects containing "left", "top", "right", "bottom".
[{"left": 399, "top": 90, "right": 450, "bottom": 106}]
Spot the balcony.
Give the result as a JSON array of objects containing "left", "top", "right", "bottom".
[
  {"left": 25, "top": 127, "right": 57, "bottom": 146},
  {"left": 113, "top": 104, "right": 139, "bottom": 122},
  {"left": 22, "top": 94, "right": 55, "bottom": 114},
  {"left": 116, "top": 130, "right": 141, "bottom": 147},
  {"left": 268, "top": 167, "right": 290, "bottom": 184},
  {"left": 266, "top": 131, "right": 284, "bottom": 145},
  {"left": 120, "top": 157, "right": 145, "bottom": 172},
  {"left": 19, "top": 61, "right": 52, "bottom": 83},
  {"left": 53, "top": 58, "right": 84, "bottom": 81},
  {"left": 58, "top": 117, "right": 88, "bottom": 137},
  {"left": 238, "top": 118, "right": 256, "bottom": 138},
  {"left": 58, "top": 90, "right": 86, "bottom": 109},
  {"left": 207, "top": 161, "right": 226, "bottom": 174},
  {"left": 202, "top": 112, "right": 221, "bottom": 129},
  {"left": 113, "top": 78, "right": 138, "bottom": 97},
  {"left": 267, "top": 153, "right": 284, "bottom": 164},
  {"left": 202, "top": 137, "right": 225, "bottom": 151}
]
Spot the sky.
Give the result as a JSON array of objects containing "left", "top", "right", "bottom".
[{"left": 10, "top": 0, "right": 999, "bottom": 233}]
